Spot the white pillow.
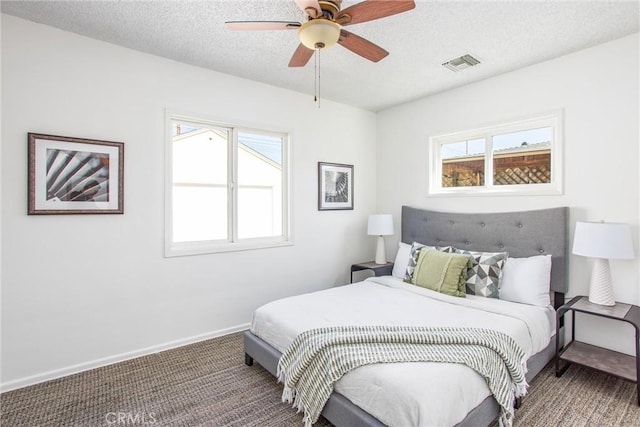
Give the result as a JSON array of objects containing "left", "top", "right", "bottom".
[
  {"left": 392, "top": 242, "right": 412, "bottom": 279},
  {"left": 499, "top": 255, "right": 552, "bottom": 307}
]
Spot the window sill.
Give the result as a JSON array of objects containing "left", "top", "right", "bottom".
[
  {"left": 165, "top": 238, "right": 293, "bottom": 257},
  {"left": 428, "top": 183, "right": 562, "bottom": 197}
]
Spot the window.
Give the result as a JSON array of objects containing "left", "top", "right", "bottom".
[
  {"left": 166, "top": 113, "right": 290, "bottom": 256},
  {"left": 429, "top": 112, "right": 562, "bottom": 195}
]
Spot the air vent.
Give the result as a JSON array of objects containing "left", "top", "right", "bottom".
[{"left": 442, "top": 54, "right": 480, "bottom": 72}]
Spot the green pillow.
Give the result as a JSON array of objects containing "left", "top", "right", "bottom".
[{"left": 410, "top": 249, "right": 469, "bottom": 297}]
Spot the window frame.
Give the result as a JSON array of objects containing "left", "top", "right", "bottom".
[
  {"left": 165, "top": 111, "right": 292, "bottom": 257},
  {"left": 428, "top": 111, "right": 563, "bottom": 196}
]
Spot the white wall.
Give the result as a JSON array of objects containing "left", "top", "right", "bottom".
[
  {"left": 377, "top": 33, "right": 640, "bottom": 355},
  {"left": 0, "top": 14, "right": 378, "bottom": 389}
]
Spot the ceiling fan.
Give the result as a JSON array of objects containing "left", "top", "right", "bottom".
[{"left": 226, "top": 0, "right": 416, "bottom": 67}]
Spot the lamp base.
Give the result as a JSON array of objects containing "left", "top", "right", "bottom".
[
  {"left": 588, "top": 258, "right": 615, "bottom": 306},
  {"left": 374, "top": 236, "right": 387, "bottom": 264}
]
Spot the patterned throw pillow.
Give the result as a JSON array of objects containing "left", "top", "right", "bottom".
[
  {"left": 455, "top": 249, "right": 508, "bottom": 298},
  {"left": 404, "top": 242, "right": 454, "bottom": 282}
]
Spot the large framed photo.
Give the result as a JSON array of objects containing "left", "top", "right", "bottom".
[
  {"left": 318, "top": 162, "right": 353, "bottom": 211},
  {"left": 28, "top": 133, "right": 124, "bottom": 215}
]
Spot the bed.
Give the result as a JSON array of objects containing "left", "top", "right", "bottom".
[{"left": 244, "top": 206, "right": 568, "bottom": 426}]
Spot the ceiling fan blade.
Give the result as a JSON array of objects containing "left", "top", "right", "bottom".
[
  {"left": 225, "top": 21, "right": 301, "bottom": 31},
  {"left": 338, "top": 30, "right": 388, "bottom": 62},
  {"left": 336, "top": 0, "right": 415, "bottom": 26},
  {"left": 294, "top": 0, "right": 322, "bottom": 18},
  {"left": 289, "top": 43, "right": 315, "bottom": 67}
]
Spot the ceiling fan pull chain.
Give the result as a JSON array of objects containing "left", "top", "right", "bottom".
[
  {"left": 317, "top": 48, "right": 321, "bottom": 108},
  {"left": 314, "top": 48, "right": 321, "bottom": 107}
]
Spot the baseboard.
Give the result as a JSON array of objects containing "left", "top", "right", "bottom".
[{"left": 0, "top": 323, "right": 251, "bottom": 393}]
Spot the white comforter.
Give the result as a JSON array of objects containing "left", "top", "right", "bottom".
[{"left": 251, "top": 276, "right": 555, "bottom": 427}]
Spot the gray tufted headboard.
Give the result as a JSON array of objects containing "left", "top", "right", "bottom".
[{"left": 401, "top": 206, "right": 568, "bottom": 308}]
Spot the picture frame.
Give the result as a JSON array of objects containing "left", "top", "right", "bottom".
[
  {"left": 318, "top": 162, "right": 354, "bottom": 211},
  {"left": 28, "top": 133, "right": 124, "bottom": 215}
]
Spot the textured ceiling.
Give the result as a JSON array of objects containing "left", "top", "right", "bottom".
[{"left": 2, "top": 0, "right": 639, "bottom": 111}]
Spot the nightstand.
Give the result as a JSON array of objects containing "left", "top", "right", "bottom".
[
  {"left": 555, "top": 295, "right": 640, "bottom": 405},
  {"left": 350, "top": 261, "right": 394, "bottom": 283}
]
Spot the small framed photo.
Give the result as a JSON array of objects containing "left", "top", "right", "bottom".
[
  {"left": 28, "top": 133, "right": 124, "bottom": 215},
  {"left": 318, "top": 162, "right": 354, "bottom": 211}
]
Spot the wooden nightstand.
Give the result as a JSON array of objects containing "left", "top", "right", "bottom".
[
  {"left": 555, "top": 295, "right": 640, "bottom": 405},
  {"left": 350, "top": 261, "right": 394, "bottom": 283}
]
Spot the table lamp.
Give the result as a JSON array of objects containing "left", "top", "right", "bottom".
[
  {"left": 572, "top": 221, "right": 635, "bottom": 306},
  {"left": 368, "top": 214, "right": 394, "bottom": 264}
]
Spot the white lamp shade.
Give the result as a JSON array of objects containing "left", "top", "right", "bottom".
[
  {"left": 572, "top": 221, "right": 634, "bottom": 260},
  {"left": 368, "top": 214, "right": 394, "bottom": 236}
]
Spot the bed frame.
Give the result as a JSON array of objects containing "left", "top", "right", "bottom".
[{"left": 244, "top": 206, "right": 569, "bottom": 426}]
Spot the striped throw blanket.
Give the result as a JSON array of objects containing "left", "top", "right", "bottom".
[{"left": 277, "top": 325, "right": 527, "bottom": 427}]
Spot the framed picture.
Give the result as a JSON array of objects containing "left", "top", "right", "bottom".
[
  {"left": 28, "top": 133, "right": 124, "bottom": 215},
  {"left": 318, "top": 162, "right": 353, "bottom": 211}
]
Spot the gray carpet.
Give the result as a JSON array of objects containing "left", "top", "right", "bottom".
[{"left": 1, "top": 331, "right": 638, "bottom": 426}]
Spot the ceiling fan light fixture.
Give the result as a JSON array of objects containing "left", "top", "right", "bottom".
[{"left": 298, "top": 19, "right": 340, "bottom": 50}]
